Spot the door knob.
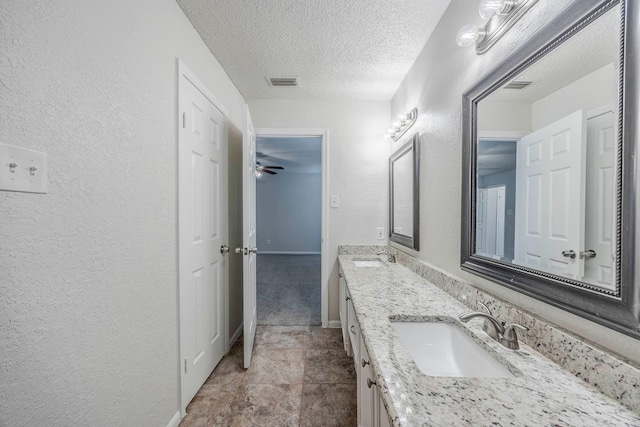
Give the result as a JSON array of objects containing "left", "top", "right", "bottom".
[
  {"left": 248, "top": 247, "right": 258, "bottom": 254},
  {"left": 235, "top": 247, "right": 247, "bottom": 255},
  {"left": 580, "top": 249, "right": 597, "bottom": 259},
  {"left": 561, "top": 250, "right": 576, "bottom": 259},
  {"left": 220, "top": 245, "right": 230, "bottom": 254}
]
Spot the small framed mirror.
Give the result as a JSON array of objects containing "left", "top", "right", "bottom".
[
  {"left": 461, "top": 0, "right": 640, "bottom": 338},
  {"left": 390, "top": 133, "right": 420, "bottom": 250}
]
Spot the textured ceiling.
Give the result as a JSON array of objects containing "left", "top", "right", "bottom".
[
  {"left": 256, "top": 136, "right": 322, "bottom": 174},
  {"left": 176, "top": 0, "right": 452, "bottom": 100}
]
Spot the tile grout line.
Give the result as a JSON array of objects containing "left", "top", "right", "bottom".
[{"left": 297, "top": 329, "right": 310, "bottom": 427}]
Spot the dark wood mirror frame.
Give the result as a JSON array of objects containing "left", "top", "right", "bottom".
[{"left": 461, "top": 0, "right": 640, "bottom": 339}]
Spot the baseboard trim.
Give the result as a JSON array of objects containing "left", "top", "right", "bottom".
[
  {"left": 327, "top": 320, "right": 341, "bottom": 328},
  {"left": 230, "top": 322, "right": 243, "bottom": 351},
  {"left": 167, "top": 411, "right": 181, "bottom": 427},
  {"left": 259, "top": 251, "right": 321, "bottom": 255}
]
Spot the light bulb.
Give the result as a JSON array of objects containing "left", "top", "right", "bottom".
[
  {"left": 456, "top": 25, "right": 485, "bottom": 48},
  {"left": 384, "top": 133, "right": 393, "bottom": 139},
  {"left": 392, "top": 120, "right": 401, "bottom": 127},
  {"left": 478, "top": 0, "right": 502, "bottom": 19}
]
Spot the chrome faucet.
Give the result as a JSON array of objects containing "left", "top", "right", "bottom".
[
  {"left": 376, "top": 248, "right": 396, "bottom": 263},
  {"left": 458, "top": 302, "right": 528, "bottom": 350}
]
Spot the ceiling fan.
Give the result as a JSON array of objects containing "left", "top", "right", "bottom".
[{"left": 256, "top": 162, "right": 284, "bottom": 175}]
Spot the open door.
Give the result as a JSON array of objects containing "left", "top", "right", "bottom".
[{"left": 237, "top": 105, "right": 257, "bottom": 368}]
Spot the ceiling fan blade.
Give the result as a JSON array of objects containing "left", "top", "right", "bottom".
[
  {"left": 262, "top": 169, "right": 277, "bottom": 175},
  {"left": 263, "top": 166, "right": 284, "bottom": 169}
]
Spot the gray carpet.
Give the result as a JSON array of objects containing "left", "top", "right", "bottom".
[{"left": 257, "top": 254, "right": 321, "bottom": 326}]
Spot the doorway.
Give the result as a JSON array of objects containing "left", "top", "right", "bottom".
[{"left": 254, "top": 130, "right": 328, "bottom": 326}]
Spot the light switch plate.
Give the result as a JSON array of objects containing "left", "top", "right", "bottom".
[
  {"left": 0, "top": 144, "right": 48, "bottom": 193},
  {"left": 330, "top": 195, "right": 339, "bottom": 208},
  {"left": 377, "top": 227, "right": 385, "bottom": 240}
]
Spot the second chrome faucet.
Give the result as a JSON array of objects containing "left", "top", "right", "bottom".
[
  {"left": 377, "top": 248, "right": 396, "bottom": 263},
  {"left": 459, "top": 302, "right": 528, "bottom": 350}
]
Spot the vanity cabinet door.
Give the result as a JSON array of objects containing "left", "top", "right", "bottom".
[
  {"left": 348, "top": 295, "right": 359, "bottom": 367},
  {"left": 339, "top": 269, "right": 351, "bottom": 355},
  {"left": 359, "top": 332, "right": 374, "bottom": 427},
  {"left": 376, "top": 391, "right": 391, "bottom": 427}
]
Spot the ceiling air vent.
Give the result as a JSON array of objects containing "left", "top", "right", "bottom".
[
  {"left": 504, "top": 80, "right": 532, "bottom": 90},
  {"left": 267, "top": 76, "right": 300, "bottom": 87}
]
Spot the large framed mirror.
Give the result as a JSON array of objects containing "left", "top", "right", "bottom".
[
  {"left": 390, "top": 132, "right": 420, "bottom": 250},
  {"left": 461, "top": 0, "right": 640, "bottom": 338}
]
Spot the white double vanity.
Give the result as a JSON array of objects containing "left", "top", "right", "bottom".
[{"left": 337, "top": 246, "right": 640, "bottom": 426}]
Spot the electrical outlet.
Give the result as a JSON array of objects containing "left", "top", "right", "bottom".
[
  {"left": 267, "top": 239, "right": 271, "bottom": 245},
  {"left": 377, "top": 227, "right": 385, "bottom": 240}
]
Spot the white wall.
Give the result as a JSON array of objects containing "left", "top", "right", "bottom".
[
  {"left": 0, "top": 0, "right": 245, "bottom": 425},
  {"left": 478, "top": 101, "right": 532, "bottom": 132},
  {"left": 257, "top": 173, "right": 322, "bottom": 253},
  {"left": 248, "top": 100, "right": 390, "bottom": 322},
  {"left": 532, "top": 63, "right": 617, "bottom": 129},
  {"left": 391, "top": 0, "right": 640, "bottom": 364}
]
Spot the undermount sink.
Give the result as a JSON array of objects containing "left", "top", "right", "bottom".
[
  {"left": 353, "top": 258, "right": 385, "bottom": 267},
  {"left": 390, "top": 320, "right": 515, "bottom": 378}
]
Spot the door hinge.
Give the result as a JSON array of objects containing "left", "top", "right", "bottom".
[
  {"left": 182, "top": 112, "right": 187, "bottom": 128},
  {"left": 184, "top": 358, "right": 188, "bottom": 373}
]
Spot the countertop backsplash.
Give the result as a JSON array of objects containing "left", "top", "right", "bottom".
[{"left": 337, "top": 245, "right": 640, "bottom": 416}]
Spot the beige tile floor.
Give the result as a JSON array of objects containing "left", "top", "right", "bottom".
[{"left": 179, "top": 326, "right": 357, "bottom": 427}]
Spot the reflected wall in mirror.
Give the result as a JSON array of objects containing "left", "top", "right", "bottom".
[
  {"left": 390, "top": 133, "right": 420, "bottom": 250},
  {"left": 462, "top": 0, "right": 640, "bottom": 338}
]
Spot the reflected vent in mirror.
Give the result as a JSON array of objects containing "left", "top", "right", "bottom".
[
  {"left": 503, "top": 81, "right": 532, "bottom": 89},
  {"left": 267, "top": 77, "right": 299, "bottom": 87}
]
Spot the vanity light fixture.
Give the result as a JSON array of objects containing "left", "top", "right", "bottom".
[
  {"left": 384, "top": 108, "right": 418, "bottom": 141},
  {"left": 456, "top": 0, "right": 538, "bottom": 54}
]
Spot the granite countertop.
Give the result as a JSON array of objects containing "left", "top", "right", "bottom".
[{"left": 338, "top": 254, "right": 640, "bottom": 427}]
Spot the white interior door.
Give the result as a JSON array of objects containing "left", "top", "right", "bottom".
[
  {"left": 584, "top": 110, "right": 616, "bottom": 290},
  {"left": 494, "top": 185, "right": 506, "bottom": 258},
  {"left": 476, "top": 188, "right": 487, "bottom": 254},
  {"left": 514, "top": 109, "right": 586, "bottom": 278},
  {"left": 485, "top": 187, "right": 498, "bottom": 256},
  {"left": 240, "top": 105, "right": 257, "bottom": 368},
  {"left": 477, "top": 186, "right": 506, "bottom": 259},
  {"left": 179, "top": 66, "right": 227, "bottom": 409}
]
